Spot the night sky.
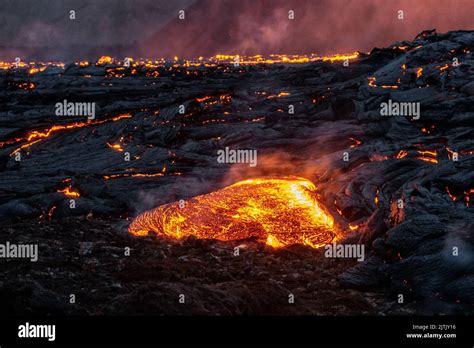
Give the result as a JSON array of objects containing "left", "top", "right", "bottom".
[{"left": 1, "top": 0, "right": 473, "bottom": 60}]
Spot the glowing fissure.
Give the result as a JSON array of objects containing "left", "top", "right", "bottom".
[{"left": 3, "top": 113, "right": 132, "bottom": 155}]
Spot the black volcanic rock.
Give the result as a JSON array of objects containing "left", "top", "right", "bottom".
[{"left": 0, "top": 30, "right": 473, "bottom": 314}]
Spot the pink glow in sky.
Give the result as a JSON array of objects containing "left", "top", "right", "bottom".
[{"left": 142, "top": 0, "right": 474, "bottom": 57}]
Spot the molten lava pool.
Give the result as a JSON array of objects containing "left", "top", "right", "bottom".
[{"left": 129, "top": 176, "right": 336, "bottom": 248}]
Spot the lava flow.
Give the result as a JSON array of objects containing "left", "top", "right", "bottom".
[{"left": 129, "top": 176, "right": 336, "bottom": 248}]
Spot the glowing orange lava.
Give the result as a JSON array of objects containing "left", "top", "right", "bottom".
[
  {"left": 8, "top": 113, "right": 131, "bottom": 154},
  {"left": 106, "top": 143, "right": 124, "bottom": 152},
  {"left": 212, "top": 52, "right": 359, "bottom": 65},
  {"left": 396, "top": 150, "right": 409, "bottom": 159},
  {"left": 129, "top": 176, "right": 336, "bottom": 248},
  {"left": 416, "top": 150, "right": 438, "bottom": 163},
  {"left": 58, "top": 187, "right": 80, "bottom": 198},
  {"left": 368, "top": 76, "right": 399, "bottom": 89},
  {"left": 97, "top": 56, "right": 113, "bottom": 65},
  {"left": 416, "top": 67, "right": 423, "bottom": 78},
  {"left": 437, "top": 64, "right": 449, "bottom": 71},
  {"left": 28, "top": 66, "right": 47, "bottom": 74},
  {"left": 103, "top": 172, "right": 182, "bottom": 179}
]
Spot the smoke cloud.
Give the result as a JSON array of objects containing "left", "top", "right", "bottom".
[
  {"left": 141, "top": 0, "right": 474, "bottom": 58},
  {"left": 0, "top": 0, "right": 473, "bottom": 60}
]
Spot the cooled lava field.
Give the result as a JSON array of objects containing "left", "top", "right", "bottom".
[{"left": 0, "top": 29, "right": 473, "bottom": 315}]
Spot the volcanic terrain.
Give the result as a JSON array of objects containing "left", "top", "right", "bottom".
[{"left": 0, "top": 30, "right": 473, "bottom": 315}]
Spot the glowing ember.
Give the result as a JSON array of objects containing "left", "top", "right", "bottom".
[
  {"left": 266, "top": 92, "right": 291, "bottom": 99},
  {"left": 368, "top": 76, "right": 398, "bottom": 89},
  {"left": 129, "top": 176, "right": 336, "bottom": 248},
  {"left": 394, "top": 45, "right": 409, "bottom": 51},
  {"left": 28, "top": 66, "right": 47, "bottom": 74},
  {"left": 348, "top": 224, "right": 360, "bottom": 231},
  {"left": 47, "top": 206, "right": 57, "bottom": 221},
  {"left": 58, "top": 187, "right": 80, "bottom": 198},
  {"left": 103, "top": 172, "right": 182, "bottom": 179},
  {"left": 416, "top": 67, "right": 423, "bottom": 78},
  {"left": 437, "top": 64, "right": 449, "bottom": 71},
  {"left": 97, "top": 56, "right": 113, "bottom": 65},
  {"left": 420, "top": 125, "right": 435, "bottom": 134},
  {"left": 196, "top": 96, "right": 213, "bottom": 102},
  {"left": 349, "top": 137, "right": 362, "bottom": 148},
  {"left": 107, "top": 142, "right": 124, "bottom": 152},
  {"left": 106, "top": 67, "right": 126, "bottom": 78},
  {"left": 446, "top": 187, "right": 457, "bottom": 201},
  {"left": 396, "top": 150, "right": 409, "bottom": 159},
  {"left": 370, "top": 154, "right": 389, "bottom": 161},
  {"left": 465, "top": 189, "right": 474, "bottom": 207},
  {"left": 15, "top": 82, "right": 36, "bottom": 90},
  {"left": 56, "top": 178, "right": 80, "bottom": 198}
]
